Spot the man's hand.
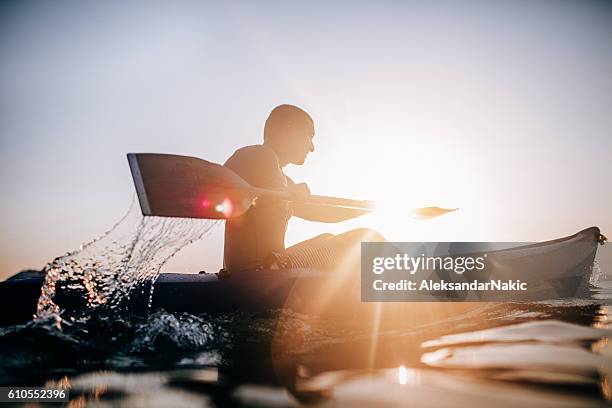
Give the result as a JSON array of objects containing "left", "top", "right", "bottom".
[{"left": 289, "top": 182, "right": 311, "bottom": 200}]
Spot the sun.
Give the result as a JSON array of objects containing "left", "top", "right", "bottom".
[
  {"left": 322, "top": 131, "right": 482, "bottom": 242},
  {"left": 288, "top": 124, "right": 487, "bottom": 245}
]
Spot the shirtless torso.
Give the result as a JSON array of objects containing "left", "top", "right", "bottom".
[{"left": 223, "top": 144, "right": 294, "bottom": 272}]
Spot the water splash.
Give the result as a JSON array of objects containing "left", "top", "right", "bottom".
[
  {"left": 35, "top": 197, "right": 220, "bottom": 328},
  {"left": 129, "top": 311, "right": 215, "bottom": 353},
  {"left": 590, "top": 260, "right": 605, "bottom": 286}
]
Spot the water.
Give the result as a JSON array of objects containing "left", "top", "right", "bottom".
[{"left": 0, "top": 205, "right": 610, "bottom": 407}]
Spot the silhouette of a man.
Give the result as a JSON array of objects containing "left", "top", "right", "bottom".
[{"left": 223, "top": 104, "right": 384, "bottom": 273}]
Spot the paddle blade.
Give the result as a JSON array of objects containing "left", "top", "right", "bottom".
[
  {"left": 412, "top": 207, "right": 458, "bottom": 220},
  {"left": 127, "top": 153, "right": 255, "bottom": 219}
]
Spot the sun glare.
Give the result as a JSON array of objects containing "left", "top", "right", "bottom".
[
  {"left": 398, "top": 365, "right": 408, "bottom": 385},
  {"left": 338, "top": 134, "right": 477, "bottom": 241}
]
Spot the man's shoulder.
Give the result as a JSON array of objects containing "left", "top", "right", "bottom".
[
  {"left": 225, "top": 144, "right": 279, "bottom": 166},
  {"left": 224, "top": 144, "right": 285, "bottom": 187}
]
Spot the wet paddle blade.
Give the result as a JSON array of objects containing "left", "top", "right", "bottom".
[
  {"left": 412, "top": 207, "right": 458, "bottom": 220},
  {"left": 127, "top": 153, "right": 255, "bottom": 219}
]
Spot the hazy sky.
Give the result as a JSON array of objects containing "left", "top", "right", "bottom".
[{"left": 1, "top": 1, "right": 611, "bottom": 278}]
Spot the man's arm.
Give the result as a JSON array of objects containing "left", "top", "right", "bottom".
[
  {"left": 293, "top": 202, "right": 371, "bottom": 223},
  {"left": 286, "top": 177, "right": 369, "bottom": 223}
]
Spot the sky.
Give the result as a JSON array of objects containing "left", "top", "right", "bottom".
[{"left": 1, "top": 0, "right": 611, "bottom": 278}]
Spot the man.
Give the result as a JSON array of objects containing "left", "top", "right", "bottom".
[{"left": 223, "top": 104, "right": 385, "bottom": 273}]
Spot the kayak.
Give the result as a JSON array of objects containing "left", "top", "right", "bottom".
[{"left": 0, "top": 227, "right": 604, "bottom": 328}]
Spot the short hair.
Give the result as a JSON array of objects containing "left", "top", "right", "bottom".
[{"left": 264, "top": 104, "right": 313, "bottom": 141}]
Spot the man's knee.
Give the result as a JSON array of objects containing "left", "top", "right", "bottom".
[
  {"left": 356, "top": 228, "right": 386, "bottom": 242},
  {"left": 342, "top": 228, "right": 386, "bottom": 243}
]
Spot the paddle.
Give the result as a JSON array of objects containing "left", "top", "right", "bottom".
[{"left": 127, "top": 153, "right": 457, "bottom": 220}]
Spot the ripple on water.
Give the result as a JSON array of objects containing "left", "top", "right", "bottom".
[{"left": 422, "top": 320, "right": 612, "bottom": 348}]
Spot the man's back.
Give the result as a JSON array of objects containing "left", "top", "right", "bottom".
[{"left": 223, "top": 145, "right": 291, "bottom": 272}]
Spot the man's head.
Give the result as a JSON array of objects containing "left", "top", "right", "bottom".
[{"left": 263, "top": 104, "right": 314, "bottom": 166}]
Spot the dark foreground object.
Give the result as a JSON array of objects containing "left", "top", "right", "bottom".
[{"left": 0, "top": 227, "right": 603, "bottom": 328}]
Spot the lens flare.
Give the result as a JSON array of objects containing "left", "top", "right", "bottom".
[{"left": 215, "top": 197, "right": 233, "bottom": 218}]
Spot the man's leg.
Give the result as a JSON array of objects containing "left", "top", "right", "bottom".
[
  {"left": 285, "top": 228, "right": 386, "bottom": 270},
  {"left": 325, "top": 228, "right": 386, "bottom": 253}
]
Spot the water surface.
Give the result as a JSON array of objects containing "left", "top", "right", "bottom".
[{"left": 1, "top": 204, "right": 610, "bottom": 407}]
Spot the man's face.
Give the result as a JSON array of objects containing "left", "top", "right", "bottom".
[{"left": 286, "top": 124, "right": 315, "bottom": 165}]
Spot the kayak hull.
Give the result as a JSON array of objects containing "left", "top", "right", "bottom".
[{"left": 0, "top": 227, "right": 602, "bottom": 327}]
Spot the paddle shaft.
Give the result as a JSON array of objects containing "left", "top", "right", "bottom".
[{"left": 252, "top": 188, "right": 455, "bottom": 219}]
